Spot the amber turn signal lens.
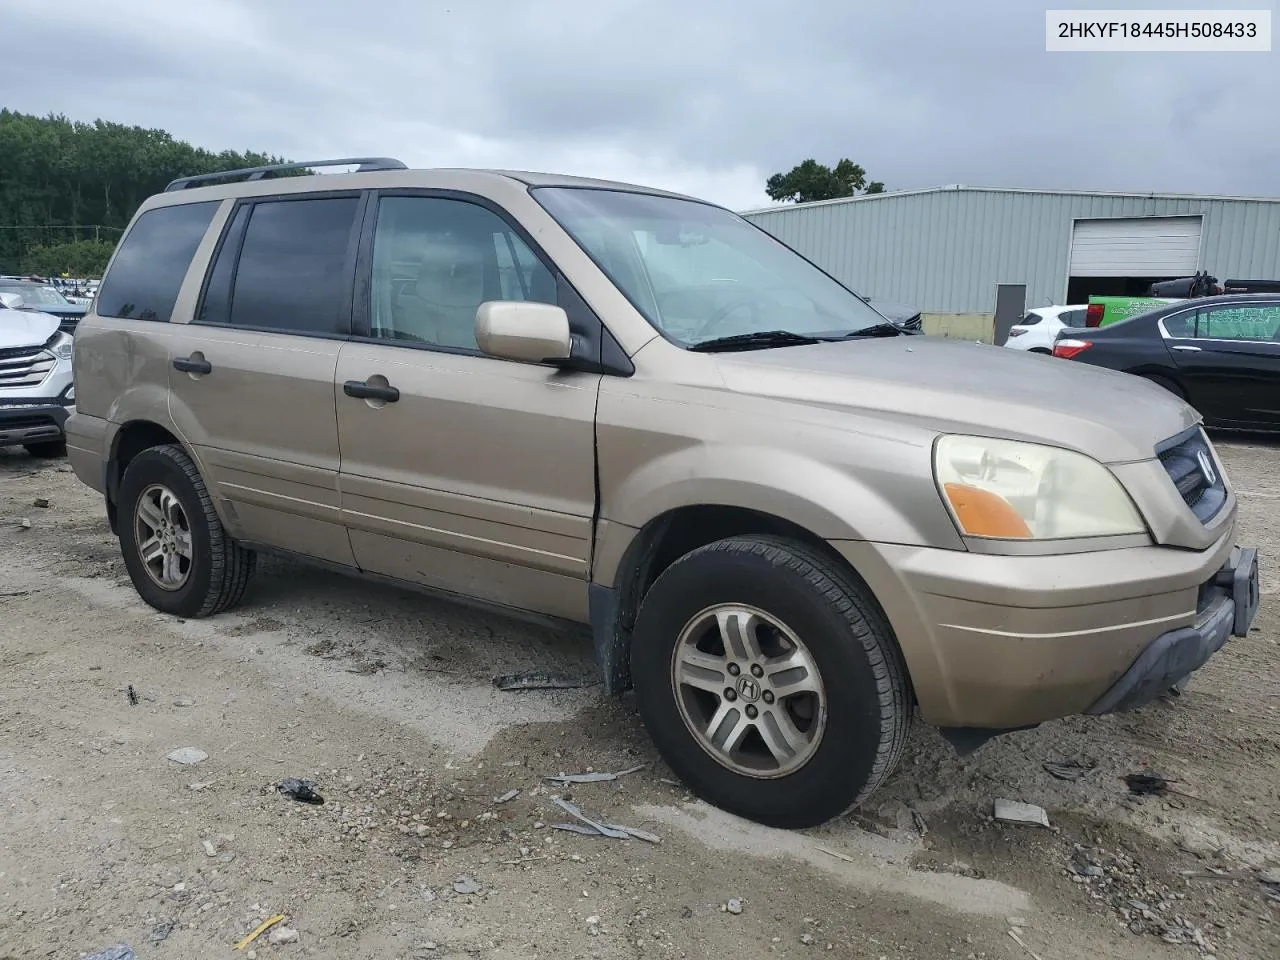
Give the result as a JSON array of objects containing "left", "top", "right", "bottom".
[{"left": 942, "top": 483, "right": 1033, "bottom": 539}]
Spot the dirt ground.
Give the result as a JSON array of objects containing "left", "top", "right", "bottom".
[{"left": 1, "top": 438, "right": 1277, "bottom": 960}]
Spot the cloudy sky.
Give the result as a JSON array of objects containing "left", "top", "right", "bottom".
[{"left": 1, "top": 0, "right": 1276, "bottom": 209}]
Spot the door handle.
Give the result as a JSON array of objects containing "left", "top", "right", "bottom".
[
  {"left": 1172, "top": 345, "right": 1202, "bottom": 352},
  {"left": 173, "top": 356, "right": 213, "bottom": 374},
  {"left": 343, "top": 379, "right": 400, "bottom": 402}
]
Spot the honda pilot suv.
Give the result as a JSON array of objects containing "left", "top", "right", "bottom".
[{"left": 66, "top": 158, "right": 1261, "bottom": 828}]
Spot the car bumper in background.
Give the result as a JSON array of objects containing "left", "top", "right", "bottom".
[
  {"left": 0, "top": 399, "right": 70, "bottom": 447},
  {"left": 832, "top": 532, "right": 1255, "bottom": 729}
]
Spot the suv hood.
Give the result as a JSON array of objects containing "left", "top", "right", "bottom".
[
  {"left": 0, "top": 309, "right": 60, "bottom": 349},
  {"left": 714, "top": 336, "right": 1197, "bottom": 464}
]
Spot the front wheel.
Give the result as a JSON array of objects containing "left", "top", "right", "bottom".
[
  {"left": 117, "top": 444, "right": 256, "bottom": 618},
  {"left": 631, "top": 536, "right": 910, "bottom": 829}
]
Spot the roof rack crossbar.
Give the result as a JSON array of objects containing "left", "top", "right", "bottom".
[{"left": 163, "top": 157, "right": 408, "bottom": 192}]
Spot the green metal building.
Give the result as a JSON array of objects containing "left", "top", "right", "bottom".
[{"left": 740, "top": 185, "right": 1280, "bottom": 341}]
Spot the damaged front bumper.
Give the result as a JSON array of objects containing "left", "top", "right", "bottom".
[{"left": 1086, "top": 546, "right": 1260, "bottom": 715}]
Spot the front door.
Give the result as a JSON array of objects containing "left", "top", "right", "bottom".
[
  {"left": 335, "top": 193, "right": 599, "bottom": 621},
  {"left": 168, "top": 193, "right": 364, "bottom": 565},
  {"left": 1169, "top": 301, "right": 1280, "bottom": 429}
]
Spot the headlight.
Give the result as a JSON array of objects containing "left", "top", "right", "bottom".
[
  {"left": 50, "top": 331, "right": 74, "bottom": 361},
  {"left": 934, "top": 435, "right": 1146, "bottom": 540}
]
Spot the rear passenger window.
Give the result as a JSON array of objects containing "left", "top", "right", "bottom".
[
  {"left": 204, "top": 197, "right": 359, "bottom": 335},
  {"left": 96, "top": 201, "right": 218, "bottom": 322}
]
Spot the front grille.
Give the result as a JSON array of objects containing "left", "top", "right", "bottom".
[
  {"left": 1157, "top": 428, "right": 1226, "bottom": 523},
  {"left": 0, "top": 345, "right": 55, "bottom": 388}
]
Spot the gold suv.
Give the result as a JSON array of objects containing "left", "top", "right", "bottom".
[{"left": 67, "top": 158, "right": 1261, "bottom": 827}]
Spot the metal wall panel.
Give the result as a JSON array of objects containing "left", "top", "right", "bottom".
[{"left": 742, "top": 188, "right": 1280, "bottom": 314}]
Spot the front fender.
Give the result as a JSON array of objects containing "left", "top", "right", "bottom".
[{"left": 597, "top": 442, "right": 963, "bottom": 579}]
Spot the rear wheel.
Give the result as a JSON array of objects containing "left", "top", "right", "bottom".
[
  {"left": 24, "top": 439, "right": 66, "bottom": 458},
  {"left": 630, "top": 535, "right": 910, "bottom": 828},
  {"left": 117, "top": 444, "right": 255, "bottom": 617}
]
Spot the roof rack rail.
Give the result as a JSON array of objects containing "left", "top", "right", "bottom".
[{"left": 163, "top": 157, "right": 408, "bottom": 192}]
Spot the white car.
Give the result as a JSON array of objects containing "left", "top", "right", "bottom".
[
  {"left": 0, "top": 292, "right": 76, "bottom": 456},
  {"left": 1005, "top": 305, "right": 1088, "bottom": 354}
]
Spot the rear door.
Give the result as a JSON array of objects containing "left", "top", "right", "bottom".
[
  {"left": 1168, "top": 301, "right": 1280, "bottom": 428},
  {"left": 168, "top": 192, "right": 365, "bottom": 564}
]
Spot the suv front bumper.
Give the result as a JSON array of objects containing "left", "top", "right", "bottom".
[
  {"left": 833, "top": 533, "right": 1259, "bottom": 729},
  {"left": 1086, "top": 546, "right": 1259, "bottom": 714},
  {"left": 0, "top": 399, "right": 70, "bottom": 448}
]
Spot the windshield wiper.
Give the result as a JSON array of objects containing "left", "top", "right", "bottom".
[
  {"left": 840, "top": 322, "right": 907, "bottom": 338},
  {"left": 687, "top": 330, "right": 823, "bottom": 353}
]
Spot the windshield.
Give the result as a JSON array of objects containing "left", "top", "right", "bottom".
[
  {"left": 0, "top": 284, "right": 68, "bottom": 307},
  {"left": 532, "top": 187, "right": 886, "bottom": 347}
]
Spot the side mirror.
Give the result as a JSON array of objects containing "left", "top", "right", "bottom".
[
  {"left": 0, "top": 292, "right": 25, "bottom": 310},
  {"left": 476, "top": 301, "right": 572, "bottom": 364}
]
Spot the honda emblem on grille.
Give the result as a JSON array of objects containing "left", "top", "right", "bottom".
[{"left": 1196, "top": 449, "right": 1217, "bottom": 486}]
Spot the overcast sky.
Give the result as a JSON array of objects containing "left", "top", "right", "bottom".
[{"left": 1, "top": 0, "right": 1276, "bottom": 209}]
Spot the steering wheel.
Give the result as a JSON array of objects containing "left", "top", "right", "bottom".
[{"left": 690, "top": 297, "right": 764, "bottom": 339}]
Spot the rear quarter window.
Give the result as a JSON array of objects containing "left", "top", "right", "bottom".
[
  {"left": 96, "top": 201, "right": 219, "bottom": 322},
  {"left": 1020, "top": 311, "right": 1043, "bottom": 326}
]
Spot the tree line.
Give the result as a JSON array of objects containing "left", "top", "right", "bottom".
[{"left": 0, "top": 109, "right": 287, "bottom": 276}]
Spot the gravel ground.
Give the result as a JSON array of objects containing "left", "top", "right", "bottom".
[{"left": 0, "top": 437, "right": 1277, "bottom": 960}]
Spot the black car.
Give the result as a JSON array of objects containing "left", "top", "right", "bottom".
[{"left": 1053, "top": 294, "right": 1280, "bottom": 431}]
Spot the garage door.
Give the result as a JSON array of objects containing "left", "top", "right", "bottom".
[{"left": 1069, "top": 216, "right": 1202, "bottom": 277}]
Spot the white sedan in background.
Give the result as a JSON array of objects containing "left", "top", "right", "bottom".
[{"left": 1004, "top": 304, "right": 1089, "bottom": 353}]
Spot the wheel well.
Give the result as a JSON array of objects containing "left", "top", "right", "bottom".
[
  {"left": 592, "top": 505, "right": 871, "bottom": 694},
  {"left": 106, "top": 421, "right": 181, "bottom": 531}
]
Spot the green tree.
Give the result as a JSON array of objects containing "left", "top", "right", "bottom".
[
  {"left": 0, "top": 109, "right": 289, "bottom": 274},
  {"left": 765, "top": 158, "right": 885, "bottom": 204},
  {"left": 22, "top": 238, "right": 117, "bottom": 277}
]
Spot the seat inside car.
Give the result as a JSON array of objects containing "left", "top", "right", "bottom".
[{"left": 396, "top": 235, "right": 489, "bottom": 349}]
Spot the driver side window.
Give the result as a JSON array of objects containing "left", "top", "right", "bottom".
[{"left": 369, "top": 196, "right": 557, "bottom": 352}]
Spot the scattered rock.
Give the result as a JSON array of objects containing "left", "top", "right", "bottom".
[
  {"left": 1007, "top": 916, "right": 1028, "bottom": 927},
  {"left": 726, "top": 898, "right": 743, "bottom": 915},
  {"left": 201, "top": 839, "right": 217, "bottom": 857},
  {"left": 586, "top": 915, "right": 601, "bottom": 936},
  {"left": 17, "top": 517, "right": 31, "bottom": 530},
  {"left": 166, "top": 747, "right": 208, "bottom": 765},
  {"left": 173, "top": 698, "right": 195, "bottom": 707},
  {"left": 494, "top": 789, "right": 520, "bottom": 804},
  {"left": 33, "top": 497, "right": 49, "bottom": 508},
  {"left": 453, "top": 877, "right": 481, "bottom": 895},
  {"left": 994, "top": 799, "right": 1050, "bottom": 827},
  {"left": 149, "top": 921, "right": 173, "bottom": 943},
  {"left": 1258, "top": 867, "right": 1280, "bottom": 886},
  {"left": 800, "top": 933, "right": 816, "bottom": 945},
  {"left": 187, "top": 782, "right": 210, "bottom": 792},
  {"left": 267, "top": 925, "right": 299, "bottom": 945},
  {"left": 82, "top": 945, "right": 136, "bottom": 960}
]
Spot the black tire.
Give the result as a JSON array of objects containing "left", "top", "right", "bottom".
[
  {"left": 630, "top": 535, "right": 910, "bottom": 829},
  {"left": 1140, "top": 373, "right": 1186, "bottom": 400},
  {"left": 1029, "top": 347, "right": 1052, "bottom": 355},
  {"left": 24, "top": 438, "right": 67, "bottom": 458},
  {"left": 117, "top": 443, "right": 255, "bottom": 617}
]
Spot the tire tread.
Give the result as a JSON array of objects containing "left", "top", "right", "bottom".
[{"left": 128, "top": 444, "right": 255, "bottom": 617}]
